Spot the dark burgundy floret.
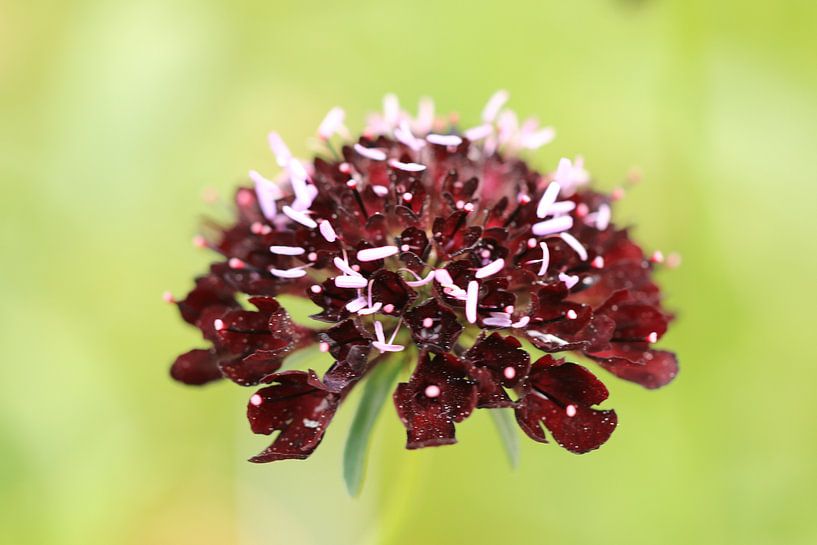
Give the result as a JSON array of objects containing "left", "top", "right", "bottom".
[
  {"left": 170, "top": 349, "right": 222, "bottom": 385},
  {"left": 247, "top": 370, "right": 340, "bottom": 462},
  {"left": 169, "top": 94, "right": 679, "bottom": 464},
  {"left": 404, "top": 298, "right": 463, "bottom": 353},
  {"left": 515, "top": 356, "right": 617, "bottom": 453},
  {"left": 463, "top": 333, "right": 530, "bottom": 408},
  {"left": 394, "top": 352, "right": 478, "bottom": 449}
]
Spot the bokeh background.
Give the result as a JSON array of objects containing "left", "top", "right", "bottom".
[{"left": 2, "top": 0, "right": 817, "bottom": 544}]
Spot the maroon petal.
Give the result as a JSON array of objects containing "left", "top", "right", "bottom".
[
  {"left": 404, "top": 298, "right": 463, "bottom": 353},
  {"left": 177, "top": 274, "right": 237, "bottom": 325},
  {"left": 393, "top": 352, "right": 478, "bottom": 449},
  {"left": 308, "top": 278, "right": 356, "bottom": 322},
  {"left": 213, "top": 297, "right": 293, "bottom": 358},
  {"left": 463, "top": 333, "right": 530, "bottom": 408},
  {"left": 220, "top": 355, "right": 283, "bottom": 386},
  {"left": 370, "top": 269, "right": 417, "bottom": 314},
  {"left": 247, "top": 370, "right": 340, "bottom": 462},
  {"left": 590, "top": 349, "right": 679, "bottom": 389},
  {"left": 515, "top": 356, "right": 617, "bottom": 453},
  {"left": 597, "top": 290, "right": 670, "bottom": 342},
  {"left": 170, "top": 349, "right": 223, "bottom": 385}
]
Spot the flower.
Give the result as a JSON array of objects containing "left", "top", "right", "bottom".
[{"left": 168, "top": 91, "right": 678, "bottom": 463}]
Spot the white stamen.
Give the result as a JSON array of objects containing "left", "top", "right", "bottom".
[
  {"left": 475, "top": 258, "right": 505, "bottom": 279},
  {"left": 532, "top": 215, "right": 573, "bottom": 236},
  {"left": 319, "top": 220, "right": 337, "bottom": 243},
  {"left": 466, "top": 280, "right": 479, "bottom": 324},
  {"left": 512, "top": 316, "right": 530, "bottom": 328},
  {"left": 527, "top": 238, "right": 537, "bottom": 249},
  {"left": 317, "top": 107, "right": 346, "bottom": 139},
  {"left": 288, "top": 159, "right": 313, "bottom": 209},
  {"left": 249, "top": 170, "right": 282, "bottom": 221},
  {"left": 383, "top": 94, "right": 400, "bottom": 127},
  {"left": 345, "top": 297, "right": 368, "bottom": 313},
  {"left": 308, "top": 252, "right": 317, "bottom": 262},
  {"left": 560, "top": 232, "right": 588, "bottom": 261},
  {"left": 559, "top": 273, "right": 580, "bottom": 290},
  {"left": 250, "top": 394, "right": 263, "bottom": 406},
  {"left": 333, "top": 256, "right": 360, "bottom": 277},
  {"left": 538, "top": 242, "right": 550, "bottom": 276},
  {"left": 269, "top": 267, "right": 308, "bottom": 279},
  {"left": 214, "top": 319, "right": 225, "bottom": 331},
  {"left": 335, "top": 275, "right": 368, "bottom": 289},
  {"left": 357, "top": 302, "right": 383, "bottom": 316},
  {"left": 415, "top": 97, "right": 435, "bottom": 133},
  {"left": 503, "top": 366, "right": 516, "bottom": 380},
  {"left": 520, "top": 127, "right": 556, "bottom": 149},
  {"left": 282, "top": 205, "right": 317, "bottom": 229},
  {"left": 383, "top": 304, "right": 395, "bottom": 313},
  {"left": 373, "top": 320, "right": 386, "bottom": 343},
  {"left": 424, "top": 385, "right": 441, "bottom": 398},
  {"left": 651, "top": 251, "right": 665, "bottom": 264},
  {"left": 402, "top": 192, "right": 413, "bottom": 202},
  {"left": 482, "top": 90, "right": 509, "bottom": 123},
  {"left": 269, "top": 245, "right": 305, "bottom": 256},
  {"left": 566, "top": 404, "right": 577, "bottom": 417},
  {"left": 162, "top": 291, "right": 175, "bottom": 303},
  {"left": 394, "top": 120, "right": 426, "bottom": 151},
  {"left": 592, "top": 256, "right": 605, "bottom": 269},
  {"left": 435, "top": 269, "right": 454, "bottom": 286},
  {"left": 354, "top": 143, "right": 387, "bottom": 161},
  {"left": 319, "top": 341, "right": 330, "bottom": 352},
  {"left": 422, "top": 317, "right": 434, "bottom": 328},
  {"left": 426, "top": 133, "right": 463, "bottom": 147},
  {"left": 405, "top": 270, "right": 435, "bottom": 287},
  {"left": 554, "top": 157, "right": 574, "bottom": 184},
  {"left": 566, "top": 309, "right": 578, "bottom": 320},
  {"left": 536, "top": 182, "right": 562, "bottom": 219},
  {"left": 389, "top": 159, "right": 426, "bottom": 172},
  {"left": 596, "top": 204, "right": 611, "bottom": 230},
  {"left": 648, "top": 332, "right": 659, "bottom": 343},
  {"left": 549, "top": 201, "right": 577, "bottom": 215},
  {"left": 372, "top": 341, "right": 405, "bottom": 353},
  {"left": 357, "top": 246, "right": 399, "bottom": 262},
  {"left": 267, "top": 132, "right": 292, "bottom": 167},
  {"left": 228, "top": 258, "right": 245, "bottom": 269},
  {"left": 310, "top": 285, "right": 322, "bottom": 294},
  {"left": 483, "top": 316, "right": 512, "bottom": 328},
  {"left": 464, "top": 124, "right": 493, "bottom": 141}
]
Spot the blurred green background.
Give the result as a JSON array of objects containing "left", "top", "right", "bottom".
[{"left": 2, "top": 0, "right": 816, "bottom": 544}]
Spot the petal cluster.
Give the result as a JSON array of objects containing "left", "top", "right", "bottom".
[{"left": 169, "top": 92, "right": 678, "bottom": 462}]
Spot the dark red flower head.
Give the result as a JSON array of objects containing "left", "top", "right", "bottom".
[{"left": 168, "top": 92, "right": 679, "bottom": 463}]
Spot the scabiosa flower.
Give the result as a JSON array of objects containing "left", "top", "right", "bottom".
[{"left": 168, "top": 91, "right": 678, "bottom": 467}]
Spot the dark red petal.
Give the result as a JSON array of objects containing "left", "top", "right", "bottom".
[
  {"left": 170, "top": 349, "right": 223, "bottom": 385},
  {"left": 590, "top": 349, "right": 679, "bottom": 389},
  {"left": 318, "top": 319, "right": 372, "bottom": 361},
  {"left": 177, "top": 274, "right": 237, "bottom": 325},
  {"left": 213, "top": 298, "right": 292, "bottom": 358},
  {"left": 247, "top": 370, "right": 339, "bottom": 462},
  {"left": 404, "top": 298, "right": 463, "bottom": 353},
  {"left": 393, "top": 352, "right": 478, "bottom": 449},
  {"left": 370, "top": 269, "right": 417, "bottom": 314},
  {"left": 308, "top": 278, "right": 355, "bottom": 323},
  {"left": 528, "top": 357, "right": 609, "bottom": 407},
  {"left": 219, "top": 354, "right": 283, "bottom": 386},
  {"left": 515, "top": 393, "right": 617, "bottom": 453},
  {"left": 322, "top": 345, "right": 371, "bottom": 393},
  {"left": 515, "top": 357, "right": 617, "bottom": 453},
  {"left": 464, "top": 333, "right": 530, "bottom": 408}
]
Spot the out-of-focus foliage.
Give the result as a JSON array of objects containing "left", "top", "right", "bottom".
[{"left": 1, "top": 1, "right": 816, "bottom": 544}]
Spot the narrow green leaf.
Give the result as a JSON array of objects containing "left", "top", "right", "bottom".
[
  {"left": 343, "top": 360, "right": 403, "bottom": 496},
  {"left": 490, "top": 408, "right": 520, "bottom": 468}
]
